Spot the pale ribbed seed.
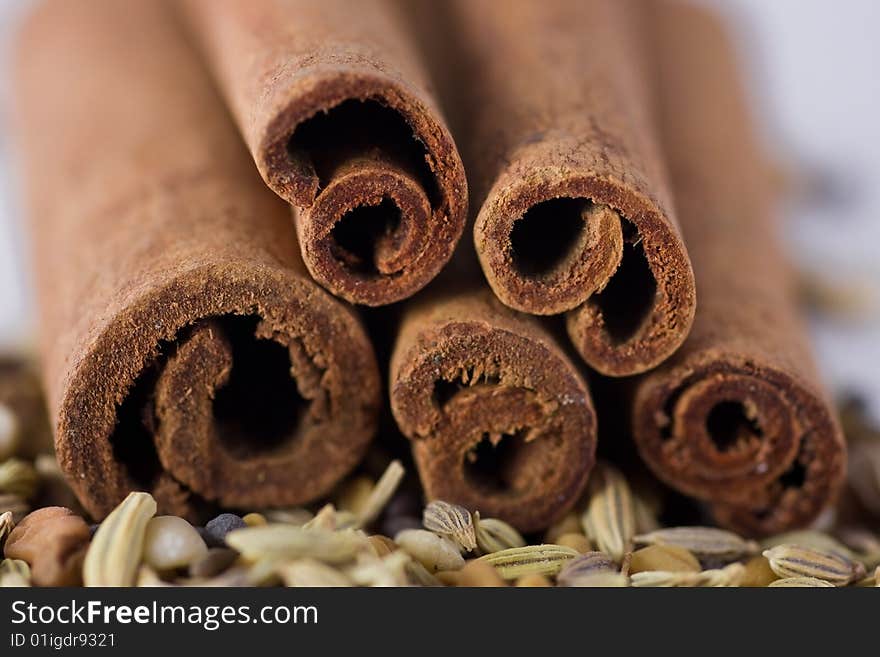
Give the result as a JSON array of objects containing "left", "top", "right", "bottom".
[
  {"left": 226, "top": 525, "right": 367, "bottom": 564},
  {"left": 475, "top": 515, "right": 526, "bottom": 555},
  {"left": 556, "top": 551, "right": 617, "bottom": 587},
  {"left": 356, "top": 460, "right": 405, "bottom": 528},
  {"left": 581, "top": 463, "right": 635, "bottom": 562},
  {"left": 0, "top": 558, "right": 31, "bottom": 587},
  {"left": 768, "top": 576, "right": 835, "bottom": 588},
  {"left": 478, "top": 544, "right": 578, "bottom": 580},
  {"left": 84, "top": 491, "right": 157, "bottom": 587},
  {"left": 0, "top": 510, "right": 12, "bottom": 547},
  {"left": 0, "top": 458, "right": 39, "bottom": 499},
  {"left": 634, "top": 526, "right": 758, "bottom": 563},
  {"left": 630, "top": 562, "right": 744, "bottom": 587},
  {"left": 279, "top": 559, "right": 353, "bottom": 587},
  {"left": 394, "top": 529, "right": 464, "bottom": 572},
  {"left": 403, "top": 557, "right": 442, "bottom": 587},
  {"left": 761, "top": 530, "right": 856, "bottom": 561},
  {"left": 763, "top": 544, "right": 864, "bottom": 585},
  {"left": 561, "top": 571, "right": 630, "bottom": 587},
  {"left": 423, "top": 501, "right": 476, "bottom": 551}
]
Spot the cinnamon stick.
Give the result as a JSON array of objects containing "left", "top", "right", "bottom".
[
  {"left": 390, "top": 286, "right": 597, "bottom": 533},
  {"left": 179, "top": 0, "right": 467, "bottom": 307},
  {"left": 631, "top": 1, "right": 845, "bottom": 535},
  {"left": 15, "top": 0, "right": 380, "bottom": 520},
  {"left": 414, "top": 0, "right": 695, "bottom": 376}
]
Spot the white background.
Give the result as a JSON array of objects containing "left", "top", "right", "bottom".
[{"left": 0, "top": 0, "right": 877, "bottom": 413}]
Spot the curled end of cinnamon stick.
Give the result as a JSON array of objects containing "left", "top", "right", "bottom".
[
  {"left": 391, "top": 294, "right": 596, "bottom": 532},
  {"left": 476, "top": 172, "right": 695, "bottom": 376},
  {"left": 633, "top": 356, "right": 845, "bottom": 536},
  {"left": 56, "top": 265, "right": 380, "bottom": 521},
  {"left": 260, "top": 73, "right": 467, "bottom": 306}
]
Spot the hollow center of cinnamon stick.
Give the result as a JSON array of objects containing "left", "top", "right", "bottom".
[
  {"left": 705, "top": 400, "right": 763, "bottom": 452},
  {"left": 463, "top": 430, "right": 538, "bottom": 495},
  {"left": 212, "top": 317, "right": 306, "bottom": 456},
  {"left": 509, "top": 198, "right": 589, "bottom": 278},
  {"left": 590, "top": 220, "right": 657, "bottom": 343},
  {"left": 287, "top": 98, "right": 439, "bottom": 205},
  {"left": 330, "top": 197, "right": 403, "bottom": 275}
]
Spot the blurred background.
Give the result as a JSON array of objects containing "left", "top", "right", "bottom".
[{"left": 0, "top": 0, "right": 877, "bottom": 413}]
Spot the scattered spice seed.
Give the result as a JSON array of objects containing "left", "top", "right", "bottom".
[
  {"left": 262, "top": 508, "right": 314, "bottom": 526},
  {"left": 474, "top": 515, "right": 526, "bottom": 555},
  {"left": 739, "top": 556, "right": 778, "bottom": 587},
  {"left": 763, "top": 544, "right": 864, "bottom": 586},
  {"left": 543, "top": 512, "right": 581, "bottom": 544},
  {"left": 142, "top": 516, "right": 208, "bottom": 571},
  {"left": 0, "top": 510, "right": 12, "bottom": 548},
  {"left": 348, "top": 551, "right": 411, "bottom": 587},
  {"left": 242, "top": 513, "right": 267, "bottom": 527},
  {"left": 4, "top": 507, "right": 90, "bottom": 586},
  {"left": 0, "top": 458, "right": 39, "bottom": 499},
  {"left": 367, "top": 534, "right": 397, "bottom": 558},
  {"left": 454, "top": 560, "right": 507, "bottom": 587},
  {"left": 761, "top": 530, "right": 856, "bottom": 561},
  {"left": 556, "top": 551, "right": 618, "bottom": 587},
  {"left": 768, "top": 576, "right": 835, "bottom": 588},
  {"left": 515, "top": 573, "right": 552, "bottom": 587},
  {"left": 0, "top": 558, "right": 31, "bottom": 587},
  {"left": 562, "top": 572, "right": 630, "bottom": 587},
  {"left": 628, "top": 544, "right": 701, "bottom": 574},
  {"left": 83, "top": 492, "right": 156, "bottom": 587},
  {"left": 226, "top": 525, "right": 367, "bottom": 564},
  {"left": 334, "top": 475, "right": 375, "bottom": 516},
  {"left": 632, "top": 492, "right": 662, "bottom": 534},
  {"left": 189, "top": 548, "right": 238, "bottom": 579},
  {"left": 581, "top": 463, "right": 635, "bottom": 562},
  {"left": 204, "top": 513, "right": 246, "bottom": 546},
  {"left": 279, "top": 559, "right": 353, "bottom": 587},
  {"left": 631, "top": 563, "right": 745, "bottom": 587},
  {"left": 555, "top": 533, "right": 592, "bottom": 554},
  {"left": 423, "top": 501, "right": 476, "bottom": 552},
  {"left": 634, "top": 526, "right": 758, "bottom": 564},
  {"left": 355, "top": 460, "right": 405, "bottom": 529},
  {"left": 394, "top": 529, "right": 464, "bottom": 572},
  {"left": 403, "top": 557, "right": 442, "bottom": 587},
  {"left": 478, "top": 545, "right": 578, "bottom": 580}
]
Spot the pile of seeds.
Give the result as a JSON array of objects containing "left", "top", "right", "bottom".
[
  {"left": 1, "top": 356, "right": 880, "bottom": 587},
  {"left": 2, "top": 453, "right": 878, "bottom": 587}
]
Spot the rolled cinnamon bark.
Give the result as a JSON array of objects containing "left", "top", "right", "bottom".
[
  {"left": 390, "top": 285, "right": 597, "bottom": 532},
  {"left": 421, "top": 0, "right": 695, "bottom": 376},
  {"left": 631, "top": 1, "right": 845, "bottom": 535},
  {"left": 15, "top": 0, "right": 380, "bottom": 520},
  {"left": 179, "top": 0, "right": 467, "bottom": 307}
]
